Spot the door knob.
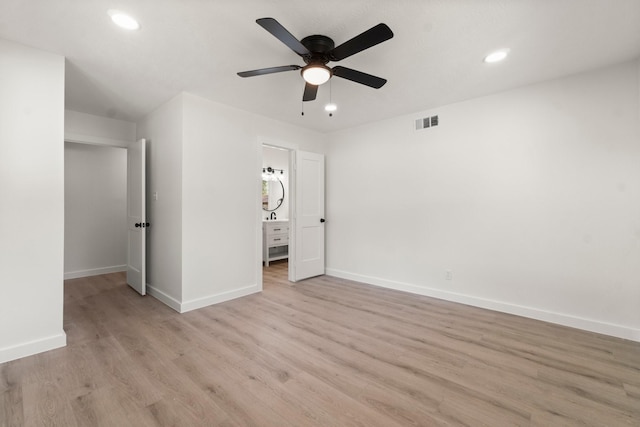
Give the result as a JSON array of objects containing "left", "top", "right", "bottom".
[{"left": 320, "top": 218, "right": 326, "bottom": 223}]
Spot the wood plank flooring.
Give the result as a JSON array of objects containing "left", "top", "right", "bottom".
[{"left": 2, "top": 261, "right": 639, "bottom": 426}]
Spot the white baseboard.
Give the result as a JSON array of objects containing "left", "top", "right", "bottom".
[
  {"left": 326, "top": 268, "right": 640, "bottom": 343},
  {"left": 146, "top": 284, "right": 182, "bottom": 312},
  {"left": 64, "top": 265, "right": 127, "bottom": 280},
  {"left": 0, "top": 332, "right": 67, "bottom": 364},
  {"left": 180, "top": 284, "right": 260, "bottom": 313},
  {"left": 146, "top": 283, "right": 260, "bottom": 314}
]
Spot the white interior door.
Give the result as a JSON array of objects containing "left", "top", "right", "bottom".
[
  {"left": 126, "top": 138, "right": 146, "bottom": 295},
  {"left": 294, "top": 150, "right": 325, "bottom": 281}
]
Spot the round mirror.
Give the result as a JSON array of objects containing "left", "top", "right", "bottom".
[{"left": 262, "top": 175, "right": 285, "bottom": 212}]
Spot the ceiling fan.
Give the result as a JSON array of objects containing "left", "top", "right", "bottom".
[{"left": 237, "top": 18, "right": 394, "bottom": 102}]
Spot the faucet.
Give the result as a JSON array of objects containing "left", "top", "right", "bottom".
[{"left": 270, "top": 211, "right": 277, "bottom": 220}]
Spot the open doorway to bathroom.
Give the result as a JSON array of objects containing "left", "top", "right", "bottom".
[
  {"left": 260, "top": 140, "right": 325, "bottom": 284},
  {"left": 261, "top": 144, "right": 291, "bottom": 282}
]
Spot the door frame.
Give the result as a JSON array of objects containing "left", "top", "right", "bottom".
[
  {"left": 258, "top": 137, "right": 298, "bottom": 284},
  {"left": 63, "top": 138, "right": 129, "bottom": 281}
]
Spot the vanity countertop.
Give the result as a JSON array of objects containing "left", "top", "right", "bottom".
[{"left": 263, "top": 219, "right": 288, "bottom": 223}]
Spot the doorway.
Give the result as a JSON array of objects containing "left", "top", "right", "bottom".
[
  {"left": 259, "top": 141, "right": 326, "bottom": 285},
  {"left": 261, "top": 143, "right": 294, "bottom": 282},
  {"left": 64, "top": 142, "right": 127, "bottom": 279}
]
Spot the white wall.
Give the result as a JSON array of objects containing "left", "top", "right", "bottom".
[
  {"left": 326, "top": 60, "right": 640, "bottom": 341},
  {"left": 138, "top": 92, "right": 326, "bottom": 312},
  {"left": 64, "top": 143, "right": 127, "bottom": 279},
  {"left": 136, "top": 95, "right": 184, "bottom": 309},
  {"left": 262, "top": 146, "right": 289, "bottom": 220},
  {"left": 180, "top": 93, "right": 326, "bottom": 310},
  {"left": 0, "top": 39, "right": 66, "bottom": 363},
  {"left": 65, "top": 110, "right": 136, "bottom": 148}
]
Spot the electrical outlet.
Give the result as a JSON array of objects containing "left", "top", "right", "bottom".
[{"left": 445, "top": 270, "right": 453, "bottom": 280}]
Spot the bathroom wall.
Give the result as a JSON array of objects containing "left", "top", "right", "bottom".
[{"left": 262, "top": 145, "right": 289, "bottom": 220}]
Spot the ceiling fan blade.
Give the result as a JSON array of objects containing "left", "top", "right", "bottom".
[
  {"left": 237, "top": 65, "right": 301, "bottom": 78},
  {"left": 302, "top": 83, "right": 318, "bottom": 101},
  {"left": 332, "top": 66, "right": 387, "bottom": 89},
  {"left": 330, "top": 23, "right": 393, "bottom": 61},
  {"left": 257, "top": 18, "right": 311, "bottom": 57}
]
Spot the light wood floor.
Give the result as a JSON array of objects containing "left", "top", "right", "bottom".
[{"left": 2, "top": 262, "right": 639, "bottom": 426}]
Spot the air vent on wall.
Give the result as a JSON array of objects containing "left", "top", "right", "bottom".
[{"left": 415, "top": 115, "right": 439, "bottom": 130}]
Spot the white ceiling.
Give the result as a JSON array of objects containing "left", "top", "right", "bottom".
[{"left": 1, "top": 0, "right": 639, "bottom": 133}]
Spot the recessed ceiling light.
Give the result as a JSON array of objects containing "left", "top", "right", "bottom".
[
  {"left": 108, "top": 9, "right": 140, "bottom": 30},
  {"left": 484, "top": 49, "right": 510, "bottom": 63}
]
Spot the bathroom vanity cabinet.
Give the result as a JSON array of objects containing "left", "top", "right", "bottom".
[{"left": 263, "top": 220, "right": 289, "bottom": 266}]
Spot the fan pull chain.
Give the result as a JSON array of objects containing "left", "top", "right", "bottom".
[
  {"left": 329, "top": 81, "right": 333, "bottom": 117},
  {"left": 329, "top": 80, "right": 333, "bottom": 117},
  {"left": 301, "top": 99, "right": 304, "bottom": 116}
]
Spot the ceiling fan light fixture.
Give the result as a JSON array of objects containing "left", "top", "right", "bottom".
[
  {"left": 108, "top": 9, "right": 140, "bottom": 30},
  {"left": 324, "top": 103, "right": 337, "bottom": 112},
  {"left": 302, "top": 64, "right": 331, "bottom": 85}
]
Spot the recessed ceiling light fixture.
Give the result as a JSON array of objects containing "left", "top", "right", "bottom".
[
  {"left": 484, "top": 49, "right": 510, "bottom": 63},
  {"left": 301, "top": 63, "right": 332, "bottom": 85},
  {"left": 108, "top": 9, "right": 140, "bottom": 30}
]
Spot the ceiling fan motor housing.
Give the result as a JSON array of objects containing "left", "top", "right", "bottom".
[{"left": 301, "top": 35, "right": 335, "bottom": 64}]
